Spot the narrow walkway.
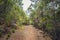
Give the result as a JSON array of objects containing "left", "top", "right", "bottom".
[{"left": 0, "top": 25, "right": 52, "bottom": 40}]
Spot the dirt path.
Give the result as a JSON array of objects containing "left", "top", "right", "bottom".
[{"left": 0, "top": 25, "right": 52, "bottom": 40}]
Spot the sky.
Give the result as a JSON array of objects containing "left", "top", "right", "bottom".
[{"left": 22, "top": 0, "right": 31, "bottom": 11}]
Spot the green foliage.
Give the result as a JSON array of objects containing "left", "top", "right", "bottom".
[
  {"left": 56, "top": 7, "right": 60, "bottom": 22},
  {"left": 0, "top": 0, "right": 28, "bottom": 39},
  {"left": 5, "top": 4, "right": 26, "bottom": 25},
  {"left": 46, "top": 22, "right": 53, "bottom": 30},
  {"left": 29, "top": 0, "right": 60, "bottom": 39}
]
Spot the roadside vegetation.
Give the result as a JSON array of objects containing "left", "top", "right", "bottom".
[
  {"left": 0, "top": 0, "right": 29, "bottom": 39},
  {"left": 0, "top": 0, "right": 60, "bottom": 40},
  {"left": 29, "top": 0, "right": 60, "bottom": 40}
]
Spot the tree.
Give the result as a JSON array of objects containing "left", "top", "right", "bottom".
[
  {"left": 0, "top": 0, "right": 28, "bottom": 39},
  {"left": 29, "top": 0, "right": 60, "bottom": 40}
]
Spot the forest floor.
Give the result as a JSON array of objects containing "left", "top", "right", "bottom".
[{"left": 0, "top": 25, "right": 52, "bottom": 40}]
